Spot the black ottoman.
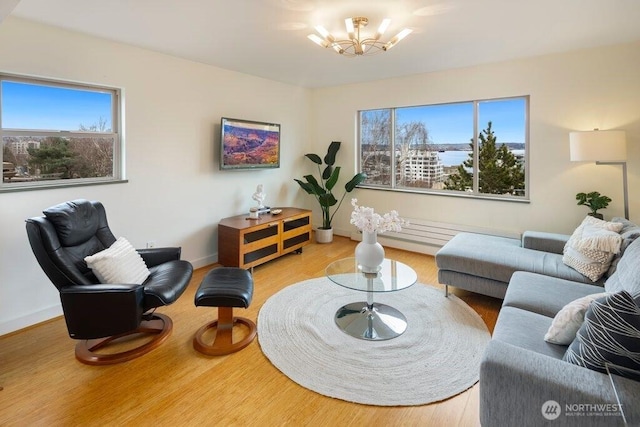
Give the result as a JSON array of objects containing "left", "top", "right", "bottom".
[{"left": 193, "top": 267, "right": 256, "bottom": 355}]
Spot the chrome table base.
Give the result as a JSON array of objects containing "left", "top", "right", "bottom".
[{"left": 335, "top": 302, "right": 408, "bottom": 340}]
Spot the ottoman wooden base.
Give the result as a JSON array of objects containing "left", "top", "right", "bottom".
[{"left": 193, "top": 306, "right": 256, "bottom": 356}]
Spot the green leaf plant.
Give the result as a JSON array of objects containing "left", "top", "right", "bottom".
[
  {"left": 576, "top": 191, "right": 611, "bottom": 217},
  {"left": 294, "top": 141, "right": 367, "bottom": 230}
]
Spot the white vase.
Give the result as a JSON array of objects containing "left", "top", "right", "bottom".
[{"left": 355, "top": 231, "right": 385, "bottom": 273}]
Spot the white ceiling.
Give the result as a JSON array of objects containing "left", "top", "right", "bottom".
[{"left": 8, "top": 0, "right": 640, "bottom": 88}]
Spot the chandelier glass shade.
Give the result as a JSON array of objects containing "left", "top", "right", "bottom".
[{"left": 308, "top": 17, "right": 412, "bottom": 57}]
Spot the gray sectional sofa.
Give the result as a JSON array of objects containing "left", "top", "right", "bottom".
[{"left": 435, "top": 218, "right": 640, "bottom": 426}]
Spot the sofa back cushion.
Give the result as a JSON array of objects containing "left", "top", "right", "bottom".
[
  {"left": 608, "top": 217, "right": 640, "bottom": 278},
  {"left": 605, "top": 236, "right": 640, "bottom": 296}
]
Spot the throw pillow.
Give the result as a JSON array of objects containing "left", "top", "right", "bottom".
[
  {"left": 563, "top": 216, "right": 623, "bottom": 282},
  {"left": 605, "top": 236, "right": 640, "bottom": 297},
  {"left": 544, "top": 292, "right": 609, "bottom": 345},
  {"left": 563, "top": 291, "right": 640, "bottom": 380},
  {"left": 84, "top": 237, "right": 150, "bottom": 284},
  {"left": 607, "top": 217, "right": 640, "bottom": 278}
]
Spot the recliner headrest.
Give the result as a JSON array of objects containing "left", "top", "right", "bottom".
[{"left": 43, "top": 199, "right": 100, "bottom": 247}]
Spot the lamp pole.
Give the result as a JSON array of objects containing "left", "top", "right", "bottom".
[{"left": 597, "top": 161, "right": 629, "bottom": 220}]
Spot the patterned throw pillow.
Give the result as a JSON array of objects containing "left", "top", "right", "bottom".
[
  {"left": 544, "top": 292, "right": 609, "bottom": 345},
  {"left": 563, "top": 216, "right": 623, "bottom": 282},
  {"left": 563, "top": 291, "right": 640, "bottom": 380}
]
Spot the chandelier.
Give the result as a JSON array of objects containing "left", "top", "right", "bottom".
[{"left": 308, "top": 17, "right": 412, "bottom": 57}]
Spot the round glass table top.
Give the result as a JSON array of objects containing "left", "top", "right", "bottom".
[{"left": 325, "top": 257, "right": 417, "bottom": 293}]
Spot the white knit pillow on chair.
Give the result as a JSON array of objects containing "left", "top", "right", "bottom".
[{"left": 85, "top": 237, "right": 150, "bottom": 284}]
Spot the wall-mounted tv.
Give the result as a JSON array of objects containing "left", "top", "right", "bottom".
[{"left": 220, "top": 117, "right": 281, "bottom": 170}]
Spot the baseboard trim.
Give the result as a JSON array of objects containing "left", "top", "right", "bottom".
[
  {"left": 0, "top": 304, "right": 63, "bottom": 337},
  {"left": 190, "top": 253, "right": 217, "bottom": 270}
]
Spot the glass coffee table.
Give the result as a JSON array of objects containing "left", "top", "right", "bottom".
[{"left": 326, "top": 257, "right": 417, "bottom": 341}]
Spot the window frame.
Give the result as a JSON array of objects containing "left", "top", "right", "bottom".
[
  {"left": 1, "top": 73, "right": 125, "bottom": 192},
  {"left": 357, "top": 95, "right": 530, "bottom": 202}
]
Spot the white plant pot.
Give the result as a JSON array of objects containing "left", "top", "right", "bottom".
[{"left": 315, "top": 228, "right": 333, "bottom": 244}]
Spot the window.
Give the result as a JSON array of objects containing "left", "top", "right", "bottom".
[
  {"left": 1, "top": 74, "right": 123, "bottom": 191},
  {"left": 359, "top": 96, "right": 528, "bottom": 199}
]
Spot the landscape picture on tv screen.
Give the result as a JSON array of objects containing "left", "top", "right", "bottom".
[{"left": 220, "top": 117, "right": 280, "bottom": 170}]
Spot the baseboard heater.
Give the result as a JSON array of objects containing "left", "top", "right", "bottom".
[{"left": 351, "top": 218, "right": 521, "bottom": 256}]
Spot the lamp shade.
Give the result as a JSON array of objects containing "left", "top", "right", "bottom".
[{"left": 569, "top": 130, "right": 627, "bottom": 162}]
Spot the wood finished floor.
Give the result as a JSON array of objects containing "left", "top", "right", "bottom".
[{"left": 0, "top": 236, "right": 502, "bottom": 426}]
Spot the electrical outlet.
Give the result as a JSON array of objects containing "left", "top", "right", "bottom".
[{"left": 146, "top": 241, "right": 156, "bottom": 249}]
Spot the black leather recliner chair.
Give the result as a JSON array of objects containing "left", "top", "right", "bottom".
[{"left": 26, "top": 199, "right": 193, "bottom": 365}]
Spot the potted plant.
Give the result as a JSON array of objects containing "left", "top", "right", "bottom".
[
  {"left": 295, "top": 141, "right": 367, "bottom": 243},
  {"left": 576, "top": 191, "right": 611, "bottom": 220}
]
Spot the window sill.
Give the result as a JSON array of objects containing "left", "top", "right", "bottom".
[
  {"left": 359, "top": 185, "right": 530, "bottom": 203},
  {"left": 0, "top": 178, "right": 128, "bottom": 193}
]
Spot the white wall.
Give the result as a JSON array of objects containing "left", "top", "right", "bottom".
[
  {"left": 0, "top": 17, "right": 312, "bottom": 334},
  {"left": 2, "top": 16, "right": 639, "bottom": 335},
  {"left": 310, "top": 42, "right": 640, "bottom": 238}
]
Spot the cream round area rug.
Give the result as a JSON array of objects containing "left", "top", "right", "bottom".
[{"left": 257, "top": 277, "right": 491, "bottom": 406}]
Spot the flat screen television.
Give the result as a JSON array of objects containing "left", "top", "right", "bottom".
[{"left": 220, "top": 117, "right": 281, "bottom": 170}]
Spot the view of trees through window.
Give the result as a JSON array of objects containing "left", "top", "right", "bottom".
[
  {"left": 1, "top": 76, "right": 120, "bottom": 189},
  {"left": 359, "top": 97, "right": 528, "bottom": 198}
]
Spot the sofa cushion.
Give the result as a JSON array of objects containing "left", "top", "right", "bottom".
[
  {"left": 605, "top": 236, "right": 640, "bottom": 297},
  {"left": 502, "top": 271, "right": 605, "bottom": 318},
  {"left": 436, "top": 233, "right": 595, "bottom": 286},
  {"left": 563, "top": 291, "right": 640, "bottom": 380},
  {"left": 492, "top": 306, "right": 567, "bottom": 360},
  {"left": 544, "top": 292, "right": 609, "bottom": 345},
  {"left": 562, "top": 216, "right": 623, "bottom": 282}
]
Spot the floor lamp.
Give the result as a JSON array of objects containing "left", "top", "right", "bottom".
[{"left": 569, "top": 129, "right": 628, "bottom": 219}]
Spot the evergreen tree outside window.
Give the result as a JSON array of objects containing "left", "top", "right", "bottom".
[{"left": 358, "top": 96, "right": 528, "bottom": 200}]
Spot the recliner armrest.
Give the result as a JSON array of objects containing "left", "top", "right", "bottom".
[
  {"left": 521, "top": 231, "right": 570, "bottom": 254},
  {"left": 60, "top": 284, "right": 144, "bottom": 339},
  {"left": 137, "top": 247, "right": 182, "bottom": 267}
]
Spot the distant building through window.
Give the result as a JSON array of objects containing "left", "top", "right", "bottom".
[
  {"left": 1, "top": 74, "right": 123, "bottom": 191},
  {"left": 358, "top": 96, "right": 529, "bottom": 199}
]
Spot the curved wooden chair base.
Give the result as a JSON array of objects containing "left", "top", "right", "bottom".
[
  {"left": 193, "top": 308, "right": 256, "bottom": 356},
  {"left": 75, "top": 313, "right": 173, "bottom": 365}
]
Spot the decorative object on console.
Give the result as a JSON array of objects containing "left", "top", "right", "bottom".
[
  {"left": 308, "top": 16, "right": 412, "bottom": 56},
  {"left": 252, "top": 184, "right": 267, "bottom": 209},
  {"left": 350, "top": 199, "right": 406, "bottom": 273},
  {"left": 575, "top": 191, "right": 611, "bottom": 220},
  {"left": 294, "top": 141, "right": 366, "bottom": 243},
  {"left": 570, "top": 129, "right": 628, "bottom": 219}
]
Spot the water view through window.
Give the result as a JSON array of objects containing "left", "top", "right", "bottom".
[{"left": 359, "top": 97, "right": 528, "bottom": 198}]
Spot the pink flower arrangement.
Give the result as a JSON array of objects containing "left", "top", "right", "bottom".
[{"left": 350, "top": 199, "right": 407, "bottom": 234}]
